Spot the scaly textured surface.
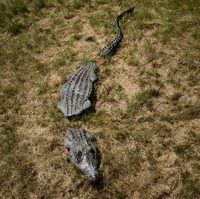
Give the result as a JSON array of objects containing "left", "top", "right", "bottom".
[
  {"left": 98, "top": 7, "right": 134, "bottom": 57},
  {"left": 64, "top": 129, "right": 99, "bottom": 182},
  {"left": 57, "top": 63, "right": 97, "bottom": 117}
]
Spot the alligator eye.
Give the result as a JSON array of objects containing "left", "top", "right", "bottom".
[
  {"left": 76, "top": 151, "right": 82, "bottom": 157},
  {"left": 90, "top": 148, "right": 96, "bottom": 155},
  {"left": 75, "top": 151, "right": 82, "bottom": 163}
]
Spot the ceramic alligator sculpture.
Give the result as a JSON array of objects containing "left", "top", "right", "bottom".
[
  {"left": 57, "top": 63, "right": 97, "bottom": 117},
  {"left": 64, "top": 128, "right": 99, "bottom": 182},
  {"left": 98, "top": 7, "right": 134, "bottom": 57},
  {"left": 58, "top": 7, "right": 135, "bottom": 182}
]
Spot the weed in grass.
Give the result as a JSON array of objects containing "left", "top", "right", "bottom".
[
  {"left": 15, "top": 72, "right": 26, "bottom": 83},
  {"left": 188, "top": 72, "right": 199, "bottom": 86},
  {"left": 192, "top": 30, "right": 200, "bottom": 42},
  {"left": 147, "top": 68, "right": 160, "bottom": 78},
  {"left": 64, "top": 6, "right": 74, "bottom": 19},
  {"left": 126, "top": 89, "right": 160, "bottom": 118},
  {"left": 134, "top": 8, "right": 153, "bottom": 29},
  {"left": 128, "top": 55, "right": 139, "bottom": 66},
  {"left": 35, "top": 0, "right": 46, "bottom": 9},
  {"left": 54, "top": 57, "right": 66, "bottom": 69},
  {"left": 194, "top": 163, "right": 200, "bottom": 171},
  {"left": 188, "top": 130, "right": 200, "bottom": 145},
  {"left": 72, "top": 0, "right": 82, "bottom": 10},
  {"left": 101, "top": 65, "right": 112, "bottom": 76},
  {"left": 146, "top": 151, "right": 156, "bottom": 166},
  {"left": 32, "top": 29, "right": 47, "bottom": 48},
  {"left": 57, "top": 0, "right": 64, "bottom": 4},
  {"left": 0, "top": 127, "right": 18, "bottom": 153},
  {"left": 36, "top": 62, "right": 50, "bottom": 75},
  {"left": 179, "top": 170, "right": 200, "bottom": 198},
  {"left": 143, "top": 39, "right": 155, "bottom": 59},
  {"left": 11, "top": 3, "right": 28, "bottom": 15},
  {"left": 8, "top": 22, "right": 23, "bottom": 34},
  {"left": 160, "top": 112, "right": 173, "bottom": 123},
  {"left": 126, "top": 149, "right": 143, "bottom": 171},
  {"left": 73, "top": 21, "right": 81, "bottom": 32},
  {"left": 170, "top": 77, "right": 182, "bottom": 89},
  {"left": 99, "top": 81, "right": 121, "bottom": 103},
  {"left": 155, "top": 78, "right": 164, "bottom": 88},
  {"left": 138, "top": 78, "right": 147, "bottom": 88},
  {"left": 73, "top": 33, "right": 81, "bottom": 40},
  {"left": 114, "top": 131, "right": 130, "bottom": 142},
  {"left": 152, "top": 123, "right": 171, "bottom": 135},
  {"left": 0, "top": 14, "right": 6, "bottom": 31},
  {"left": 88, "top": 14, "right": 102, "bottom": 29},
  {"left": 80, "top": 56, "right": 90, "bottom": 65},
  {"left": 175, "top": 101, "right": 200, "bottom": 120},
  {"left": 79, "top": 110, "right": 106, "bottom": 127},
  {"left": 63, "top": 49, "right": 76, "bottom": 62},
  {"left": 2, "top": 84, "right": 18, "bottom": 99},
  {"left": 184, "top": 48, "right": 195, "bottom": 67},
  {"left": 173, "top": 142, "right": 191, "bottom": 154},
  {"left": 52, "top": 15, "right": 63, "bottom": 26},
  {"left": 135, "top": 8, "right": 153, "bottom": 21},
  {"left": 135, "top": 89, "right": 151, "bottom": 103},
  {"left": 133, "top": 127, "right": 154, "bottom": 143},
  {"left": 37, "top": 80, "right": 48, "bottom": 95}
]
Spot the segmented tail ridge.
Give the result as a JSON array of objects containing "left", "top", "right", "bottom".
[{"left": 98, "top": 7, "right": 134, "bottom": 57}]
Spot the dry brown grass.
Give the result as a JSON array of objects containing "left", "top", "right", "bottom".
[{"left": 0, "top": 0, "right": 200, "bottom": 198}]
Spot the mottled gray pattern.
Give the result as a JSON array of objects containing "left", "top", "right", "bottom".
[
  {"left": 64, "top": 129, "right": 99, "bottom": 182},
  {"left": 57, "top": 63, "right": 97, "bottom": 117},
  {"left": 98, "top": 7, "right": 134, "bottom": 57}
]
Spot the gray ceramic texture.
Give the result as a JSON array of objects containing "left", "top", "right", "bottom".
[
  {"left": 64, "top": 129, "right": 99, "bottom": 182},
  {"left": 57, "top": 63, "right": 97, "bottom": 117},
  {"left": 98, "top": 7, "right": 134, "bottom": 57}
]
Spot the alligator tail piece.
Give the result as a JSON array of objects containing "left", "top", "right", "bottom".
[{"left": 98, "top": 7, "right": 134, "bottom": 57}]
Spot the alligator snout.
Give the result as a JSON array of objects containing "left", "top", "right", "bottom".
[{"left": 85, "top": 168, "right": 99, "bottom": 182}]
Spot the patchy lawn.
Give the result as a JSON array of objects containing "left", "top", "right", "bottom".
[{"left": 0, "top": 0, "right": 200, "bottom": 198}]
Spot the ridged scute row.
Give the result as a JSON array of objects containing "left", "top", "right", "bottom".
[{"left": 57, "top": 63, "right": 97, "bottom": 117}]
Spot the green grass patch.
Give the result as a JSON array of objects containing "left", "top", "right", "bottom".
[
  {"left": 0, "top": 127, "right": 18, "bottom": 153},
  {"left": 125, "top": 89, "right": 160, "bottom": 118},
  {"left": 175, "top": 101, "right": 200, "bottom": 120},
  {"left": 173, "top": 142, "right": 191, "bottom": 154},
  {"left": 8, "top": 22, "right": 24, "bottom": 34},
  {"left": 179, "top": 170, "right": 200, "bottom": 198},
  {"left": 11, "top": 3, "right": 28, "bottom": 15},
  {"left": 114, "top": 130, "right": 130, "bottom": 142},
  {"left": 35, "top": 0, "right": 46, "bottom": 9}
]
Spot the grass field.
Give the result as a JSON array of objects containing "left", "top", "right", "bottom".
[{"left": 0, "top": 0, "right": 200, "bottom": 198}]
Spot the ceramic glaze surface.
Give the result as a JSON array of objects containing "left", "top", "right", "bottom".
[
  {"left": 64, "top": 129, "right": 99, "bottom": 182},
  {"left": 57, "top": 63, "right": 97, "bottom": 117}
]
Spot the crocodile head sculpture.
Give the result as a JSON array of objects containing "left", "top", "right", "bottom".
[{"left": 64, "top": 129, "right": 99, "bottom": 182}]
